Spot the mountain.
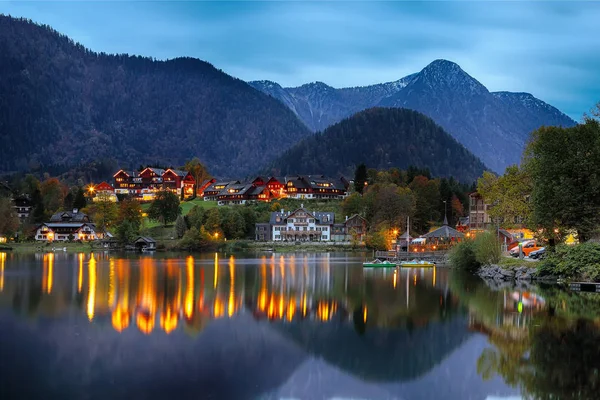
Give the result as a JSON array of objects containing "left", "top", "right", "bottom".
[
  {"left": 266, "top": 107, "right": 487, "bottom": 183},
  {"left": 250, "top": 60, "right": 576, "bottom": 173},
  {"left": 0, "top": 16, "right": 311, "bottom": 176}
]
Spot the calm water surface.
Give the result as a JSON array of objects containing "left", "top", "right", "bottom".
[{"left": 0, "top": 251, "right": 599, "bottom": 400}]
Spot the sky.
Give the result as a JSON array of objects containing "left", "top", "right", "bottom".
[{"left": 1, "top": 1, "right": 599, "bottom": 120}]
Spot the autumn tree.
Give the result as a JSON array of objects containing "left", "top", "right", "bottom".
[
  {"left": 87, "top": 191, "right": 118, "bottom": 230},
  {"left": 117, "top": 198, "right": 143, "bottom": 230},
  {"left": 477, "top": 165, "right": 532, "bottom": 228},
  {"left": 147, "top": 190, "right": 181, "bottom": 226},
  {"left": 40, "top": 178, "right": 67, "bottom": 215},
  {"left": 341, "top": 193, "right": 363, "bottom": 217},
  {"left": 0, "top": 196, "right": 20, "bottom": 236},
  {"left": 524, "top": 120, "right": 600, "bottom": 241},
  {"left": 184, "top": 158, "right": 211, "bottom": 196},
  {"left": 204, "top": 208, "right": 222, "bottom": 236}
]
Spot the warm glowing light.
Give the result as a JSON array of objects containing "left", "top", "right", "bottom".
[
  {"left": 160, "top": 307, "right": 179, "bottom": 334},
  {"left": 213, "top": 298, "right": 224, "bottom": 318},
  {"left": 393, "top": 229, "right": 398, "bottom": 235},
  {"left": 268, "top": 294, "right": 275, "bottom": 319},
  {"left": 136, "top": 258, "right": 156, "bottom": 334},
  {"left": 214, "top": 253, "right": 219, "bottom": 289},
  {"left": 278, "top": 296, "right": 284, "bottom": 319},
  {"left": 214, "top": 232, "right": 219, "bottom": 239},
  {"left": 108, "top": 259, "right": 116, "bottom": 307},
  {"left": 302, "top": 293, "right": 307, "bottom": 317},
  {"left": 47, "top": 231, "right": 54, "bottom": 242},
  {"left": 433, "top": 267, "right": 436, "bottom": 287},
  {"left": 185, "top": 256, "right": 194, "bottom": 319},
  {"left": 112, "top": 308, "right": 130, "bottom": 332},
  {"left": 228, "top": 256, "right": 235, "bottom": 317},
  {"left": 393, "top": 269, "right": 397, "bottom": 289},
  {"left": 554, "top": 228, "right": 560, "bottom": 234},
  {"left": 0, "top": 252, "right": 5, "bottom": 292},
  {"left": 87, "top": 255, "right": 97, "bottom": 321},
  {"left": 78, "top": 253, "right": 84, "bottom": 292},
  {"left": 363, "top": 306, "right": 367, "bottom": 323},
  {"left": 43, "top": 253, "right": 54, "bottom": 294},
  {"left": 286, "top": 301, "right": 296, "bottom": 321}
]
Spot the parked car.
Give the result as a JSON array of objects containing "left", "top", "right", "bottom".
[
  {"left": 509, "top": 240, "right": 543, "bottom": 257},
  {"left": 529, "top": 247, "right": 546, "bottom": 260}
]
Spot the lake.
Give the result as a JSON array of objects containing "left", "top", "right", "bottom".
[{"left": 0, "top": 251, "right": 598, "bottom": 400}]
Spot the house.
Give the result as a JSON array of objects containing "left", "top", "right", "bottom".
[
  {"left": 92, "top": 182, "right": 118, "bottom": 202},
  {"left": 113, "top": 167, "right": 196, "bottom": 201},
  {"left": 12, "top": 196, "right": 32, "bottom": 220},
  {"left": 344, "top": 214, "right": 368, "bottom": 242},
  {"left": 255, "top": 223, "right": 271, "bottom": 241},
  {"left": 35, "top": 209, "right": 105, "bottom": 242},
  {"left": 285, "top": 175, "right": 346, "bottom": 200},
  {"left": 268, "top": 206, "right": 335, "bottom": 242},
  {"left": 468, "top": 192, "right": 493, "bottom": 231},
  {"left": 197, "top": 178, "right": 217, "bottom": 197},
  {"left": 217, "top": 183, "right": 256, "bottom": 205},
  {"left": 162, "top": 169, "right": 195, "bottom": 199},
  {"left": 202, "top": 181, "right": 240, "bottom": 201},
  {"left": 134, "top": 236, "right": 156, "bottom": 251}
]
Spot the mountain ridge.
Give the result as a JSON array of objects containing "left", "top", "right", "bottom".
[
  {"left": 0, "top": 15, "right": 312, "bottom": 176},
  {"left": 250, "top": 59, "right": 576, "bottom": 173},
  {"left": 266, "top": 107, "right": 487, "bottom": 183}
]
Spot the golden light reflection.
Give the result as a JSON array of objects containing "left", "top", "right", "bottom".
[
  {"left": 87, "top": 255, "right": 97, "bottom": 321},
  {"left": 136, "top": 258, "right": 156, "bottom": 334},
  {"left": 214, "top": 253, "right": 218, "bottom": 289},
  {"left": 414, "top": 273, "right": 417, "bottom": 287},
  {"left": 433, "top": 267, "right": 436, "bottom": 287},
  {"left": 302, "top": 293, "right": 307, "bottom": 317},
  {"left": 160, "top": 307, "right": 178, "bottom": 334},
  {"left": 46, "top": 253, "right": 54, "bottom": 294},
  {"left": 112, "top": 259, "right": 131, "bottom": 332},
  {"left": 184, "top": 256, "right": 194, "bottom": 320},
  {"left": 108, "top": 259, "right": 116, "bottom": 307},
  {"left": 286, "top": 300, "right": 296, "bottom": 321},
  {"left": 393, "top": 269, "right": 397, "bottom": 289},
  {"left": 363, "top": 306, "right": 368, "bottom": 323},
  {"left": 0, "top": 252, "right": 5, "bottom": 292},
  {"left": 228, "top": 256, "right": 235, "bottom": 317},
  {"left": 78, "top": 253, "right": 84, "bottom": 293},
  {"left": 213, "top": 297, "right": 224, "bottom": 318}
]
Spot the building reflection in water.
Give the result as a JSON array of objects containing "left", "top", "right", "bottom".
[{"left": 0, "top": 252, "right": 455, "bottom": 335}]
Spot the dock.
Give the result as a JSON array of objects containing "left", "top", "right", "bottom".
[
  {"left": 569, "top": 282, "right": 600, "bottom": 293},
  {"left": 374, "top": 250, "right": 449, "bottom": 263}
]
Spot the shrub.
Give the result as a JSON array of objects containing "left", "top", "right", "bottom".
[
  {"left": 538, "top": 243, "right": 600, "bottom": 281},
  {"left": 473, "top": 231, "right": 501, "bottom": 266},
  {"left": 449, "top": 240, "right": 480, "bottom": 271}
]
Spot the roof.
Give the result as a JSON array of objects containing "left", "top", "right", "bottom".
[
  {"left": 135, "top": 236, "right": 156, "bottom": 244},
  {"left": 421, "top": 224, "right": 465, "bottom": 239},
  {"left": 95, "top": 181, "right": 114, "bottom": 191},
  {"left": 218, "top": 183, "right": 255, "bottom": 196},
  {"left": 147, "top": 167, "right": 166, "bottom": 176},
  {"left": 346, "top": 214, "right": 366, "bottom": 224},
  {"left": 40, "top": 222, "right": 97, "bottom": 230},
  {"left": 269, "top": 208, "right": 335, "bottom": 225},
  {"left": 398, "top": 231, "right": 413, "bottom": 240},
  {"left": 49, "top": 211, "right": 91, "bottom": 223},
  {"left": 166, "top": 169, "right": 189, "bottom": 177}
]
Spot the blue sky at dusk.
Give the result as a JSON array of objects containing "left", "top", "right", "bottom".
[{"left": 2, "top": 1, "right": 599, "bottom": 120}]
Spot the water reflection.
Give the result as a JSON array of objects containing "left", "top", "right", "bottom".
[
  {"left": 0, "top": 252, "right": 453, "bottom": 336},
  {"left": 1, "top": 252, "right": 600, "bottom": 399}
]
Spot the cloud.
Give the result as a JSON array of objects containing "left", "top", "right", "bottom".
[{"left": 1, "top": 1, "right": 598, "bottom": 119}]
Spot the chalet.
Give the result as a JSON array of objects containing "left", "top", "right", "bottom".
[
  {"left": 13, "top": 196, "right": 32, "bottom": 220},
  {"left": 344, "top": 214, "right": 368, "bottom": 242},
  {"left": 255, "top": 223, "right": 271, "bottom": 241},
  {"left": 162, "top": 169, "right": 195, "bottom": 199},
  {"left": 203, "top": 181, "right": 239, "bottom": 201},
  {"left": 113, "top": 168, "right": 196, "bottom": 201},
  {"left": 269, "top": 206, "right": 335, "bottom": 242},
  {"left": 468, "top": 192, "right": 492, "bottom": 231},
  {"left": 197, "top": 178, "right": 217, "bottom": 197},
  {"left": 285, "top": 175, "right": 346, "bottom": 200},
  {"left": 92, "top": 181, "right": 118, "bottom": 202},
  {"left": 217, "top": 183, "right": 256, "bottom": 205},
  {"left": 35, "top": 209, "right": 105, "bottom": 242},
  {"left": 247, "top": 185, "right": 275, "bottom": 202}
]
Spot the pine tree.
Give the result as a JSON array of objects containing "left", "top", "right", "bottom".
[
  {"left": 174, "top": 215, "right": 188, "bottom": 239},
  {"left": 354, "top": 163, "right": 368, "bottom": 194},
  {"left": 73, "top": 187, "right": 87, "bottom": 210}
]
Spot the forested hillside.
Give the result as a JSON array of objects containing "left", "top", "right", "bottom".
[
  {"left": 267, "top": 107, "right": 487, "bottom": 183},
  {"left": 0, "top": 16, "right": 310, "bottom": 176}
]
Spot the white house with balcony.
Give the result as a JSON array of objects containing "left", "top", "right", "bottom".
[
  {"left": 34, "top": 209, "right": 106, "bottom": 242},
  {"left": 270, "top": 206, "right": 335, "bottom": 242}
]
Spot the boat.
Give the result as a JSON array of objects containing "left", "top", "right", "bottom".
[
  {"left": 399, "top": 259, "right": 436, "bottom": 267},
  {"left": 363, "top": 259, "right": 397, "bottom": 268}
]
